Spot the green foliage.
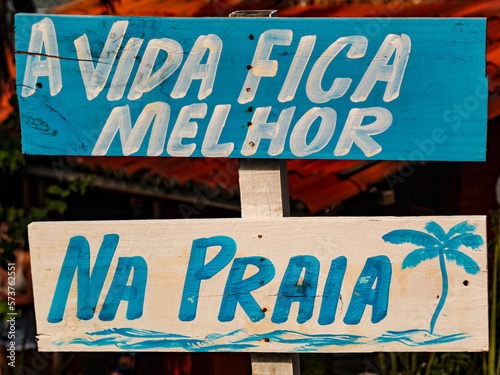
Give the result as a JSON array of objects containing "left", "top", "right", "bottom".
[
  {"left": 0, "top": 97, "right": 25, "bottom": 174},
  {"left": 0, "top": 300, "right": 22, "bottom": 321},
  {"left": 300, "top": 353, "right": 330, "bottom": 375},
  {"left": 433, "top": 353, "right": 475, "bottom": 374},
  {"left": 376, "top": 352, "right": 487, "bottom": 375},
  {"left": 0, "top": 148, "right": 25, "bottom": 174},
  {"left": 0, "top": 176, "right": 93, "bottom": 270}
]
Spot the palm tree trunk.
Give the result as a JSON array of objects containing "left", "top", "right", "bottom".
[{"left": 430, "top": 250, "right": 448, "bottom": 334}]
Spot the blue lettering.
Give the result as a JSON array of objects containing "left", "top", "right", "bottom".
[
  {"left": 99, "top": 256, "right": 148, "bottom": 321},
  {"left": 344, "top": 255, "right": 392, "bottom": 325},
  {"left": 179, "top": 236, "right": 237, "bottom": 321},
  {"left": 318, "top": 256, "right": 347, "bottom": 325},
  {"left": 271, "top": 255, "right": 320, "bottom": 324},
  {"left": 218, "top": 256, "right": 275, "bottom": 322},
  {"left": 48, "top": 234, "right": 119, "bottom": 323}
]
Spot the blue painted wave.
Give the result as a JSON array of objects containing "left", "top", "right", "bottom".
[
  {"left": 54, "top": 328, "right": 470, "bottom": 351},
  {"left": 87, "top": 328, "right": 189, "bottom": 339},
  {"left": 370, "top": 329, "right": 470, "bottom": 347}
]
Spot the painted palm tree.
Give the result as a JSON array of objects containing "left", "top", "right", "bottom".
[{"left": 382, "top": 221, "right": 483, "bottom": 334}]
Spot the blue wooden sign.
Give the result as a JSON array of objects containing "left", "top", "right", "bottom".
[{"left": 16, "top": 15, "right": 487, "bottom": 161}]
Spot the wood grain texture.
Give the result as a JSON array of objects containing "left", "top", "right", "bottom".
[
  {"left": 28, "top": 216, "right": 488, "bottom": 352},
  {"left": 251, "top": 354, "right": 297, "bottom": 375},
  {"left": 239, "top": 157, "right": 295, "bottom": 371},
  {"left": 232, "top": 9, "right": 296, "bottom": 372},
  {"left": 15, "top": 15, "right": 487, "bottom": 161},
  {"left": 239, "top": 159, "right": 290, "bottom": 218},
  {"left": 232, "top": 8, "right": 296, "bottom": 372}
]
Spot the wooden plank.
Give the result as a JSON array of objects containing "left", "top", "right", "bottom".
[
  {"left": 28, "top": 216, "right": 488, "bottom": 352},
  {"left": 251, "top": 354, "right": 297, "bottom": 375},
  {"left": 239, "top": 159, "right": 290, "bottom": 218},
  {"left": 15, "top": 15, "right": 487, "bottom": 161}
]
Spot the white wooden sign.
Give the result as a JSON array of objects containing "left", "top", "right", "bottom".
[{"left": 29, "top": 216, "right": 487, "bottom": 352}]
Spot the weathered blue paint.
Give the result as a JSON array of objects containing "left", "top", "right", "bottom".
[
  {"left": 218, "top": 256, "right": 276, "bottom": 323},
  {"left": 383, "top": 220, "right": 483, "bottom": 333},
  {"left": 371, "top": 330, "right": 470, "bottom": 347},
  {"left": 55, "top": 327, "right": 470, "bottom": 351},
  {"left": 99, "top": 256, "right": 148, "bottom": 321},
  {"left": 179, "top": 236, "right": 237, "bottom": 321},
  {"left": 318, "top": 256, "right": 347, "bottom": 325},
  {"left": 344, "top": 255, "right": 392, "bottom": 325},
  {"left": 15, "top": 15, "right": 487, "bottom": 161},
  {"left": 87, "top": 328, "right": 190, "bottom": 338},
  {"left": 48, "top": 234, "right": 119, "bottom": 323},
  {"left": 46, "top": 227, "right": 481, "bottom": 330},
  {"left": 47, "top": 234, "right": 149, "bottom": 323},
  {"left": 271, "top": 255, "right": 320, "bottom": 324},
  {"left": 432, "top": 250, "right": 449, "bottom": 336}
]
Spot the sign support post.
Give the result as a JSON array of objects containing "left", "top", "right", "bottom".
[
  {"left": 231, "top": 10, "right": 299, "bottom": 375},
  {"left": 238, "top": 161, "right": 296, "bottom": 375},
  {"left": 229, "top": 10, "right": 299, "bottom": 373}
]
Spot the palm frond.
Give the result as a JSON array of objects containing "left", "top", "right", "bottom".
[
  {"left": 382, "top": 230, "right": 441, "bottom": 247},
  {"left": 424, "top": 221, "right": 446, "bottom": 241},
  {"left": 446, "top": 233, "right": 484, "bottom": 251},
  {"left": 402, "top": 247, "right": 439, "bottom": 269},
  {"left": 446, "top": 221, "right": 476, "bottom": 239},
  {"left": 443, "top": 250, "right": 480, "bottom": 275}
]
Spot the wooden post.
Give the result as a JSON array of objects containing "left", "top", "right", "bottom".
[
  {"left": 238, "top": 159, "right": 290, "bottom": 218},
  {"left": 232, "top": 10, "right": 299, "bottom": 374},
  {"left": 238, "top": 162, "right": 298, "bottom": 375}
]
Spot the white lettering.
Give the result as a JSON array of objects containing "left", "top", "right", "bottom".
[
  {"left": 241, "top": 106, "right": 295, "bottom": 156},
  {"left": 351, "top": 34, "right": 410, "bottom": 102},
  {"left": 278, "top": 35, "right": 316, "bottom": 103},
  {"left": 238, "top": 29, "right": 293, "bottom": 104},
  {"left": 75, "top": 21, "right": 128, "bottom": 100},
  {"left": 306, "top": 36, "right": 367, "bottom": 104},
  {"left": 171, "top": 35, "right": 222, "bottom": 100},
  {"left": 92, "top": 102, "right": 170, "bottom": 156},
  {"left": 107, "top": 38, "right": 143, "bottom": 101},
  {"left": 128, "top": 38, "right": 183, "bottom": 100},
  {"left": 290, "top": 107, "right": 336, "bottom": 156},
  {"left": 334, "top": 107, "right": 393, "bottom": 157},
  {"left": 167, "top": 103, "right": 207, "bottom": 156},
  {"left": 201, "top": 105, "right": 234, "bottom": 157},
  {"left": 22, "top": 17, "right": 62, "bottom": 97}
]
